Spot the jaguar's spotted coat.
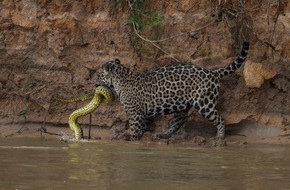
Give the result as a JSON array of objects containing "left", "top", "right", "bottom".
[{"left": 96, "top": 42, "right": 249, "bottom": 141}]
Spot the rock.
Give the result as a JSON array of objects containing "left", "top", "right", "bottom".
[
  {"left": 243, "top": 60, "right": 277, "bottom": 88},
  {"left": 272, "top": 76, "right": 289, "bottom": 92},
  {"left": 191, "top": 136, "right": 206, "bottom": 145},
  {"left": 280, "top": 129, "right": 290, "bottom": 136},
  {"left": 11, "top": 0, "right": 37, "bottom": 28},
  {"left": 70, "top": 2, "right": 87, "bottom": 21}
]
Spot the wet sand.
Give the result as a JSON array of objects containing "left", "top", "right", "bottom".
[{"left": 1, "top": 122, "right": 289, "bottom": 145}]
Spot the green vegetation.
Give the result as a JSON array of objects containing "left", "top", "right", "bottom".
[
  {"left": 115, "top": 0, "right": 163, "bottom": 59},
  {"left": 127, "top": 0, "right": 162, "bottom": 31}
]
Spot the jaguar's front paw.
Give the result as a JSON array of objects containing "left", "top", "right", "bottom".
[
  {"left": 153, "top": 132, "right": 171, "bottom": 140},
  {"left": 111, "top": 129, "right": 133, "bottom": 141},
  {"left": 111, "top": 125, "right": 126, "bottom": 140},
  {"left": 118, "top": 130, "right": 132, "bottom": 141},
  {"left": 152, "top": 134, "right": 161, "bottom": 141}
]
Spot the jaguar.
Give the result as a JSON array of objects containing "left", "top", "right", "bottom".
[{"left": 96, "top": 42, "right": 249, "bottom": 141}]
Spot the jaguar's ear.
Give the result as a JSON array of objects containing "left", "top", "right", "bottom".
[
  {"left": 102, "top": 63, "right": 111, "bottom": 75},
  {"left": 115, "top": 59, "right": 120, "bottom": 64}
]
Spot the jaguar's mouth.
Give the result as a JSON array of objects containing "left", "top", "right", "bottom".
[
  {"left": 95, "top": 80, "right": 106, "bottom": 87},
  {"left": 95, "top": 81, "right": 114, "bottom": 92}
]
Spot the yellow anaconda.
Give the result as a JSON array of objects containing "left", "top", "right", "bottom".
[{"left": 56, "top": 85, "right": 114, "bottom": 140}]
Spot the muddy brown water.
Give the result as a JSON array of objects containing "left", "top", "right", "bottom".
[{"left": 0, "top": 138, "right": 290, "bottom": 190}]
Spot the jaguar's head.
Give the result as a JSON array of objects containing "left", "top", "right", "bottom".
[
  {"left": 96, "top": 59, "right": 137, "bottom": 97},
  {"left": 95, "top": 59, "right": 121, "bottom": 88}
]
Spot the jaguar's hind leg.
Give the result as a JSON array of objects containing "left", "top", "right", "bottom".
[
  {"left": 155, "top": 110, "right": 188, "bottom": 139},
  {"left": 194, "top": 106, "right": 225, "bottom": 140}
]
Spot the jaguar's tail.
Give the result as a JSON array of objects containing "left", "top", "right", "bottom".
[{"left": 213, "top": 41, "right": 249, "bottom": 78}]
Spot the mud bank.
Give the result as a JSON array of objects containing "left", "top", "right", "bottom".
[
  {"left": 0, "top": 1, "right": 289, "bottom": 141},
  {"left": 1, "top": 121, "right": 289, "bottom": 145}
]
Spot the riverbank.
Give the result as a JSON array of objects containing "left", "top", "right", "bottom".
[
  {"left": 1, "top": 1, "right": 289, "bottom": 143},
  {"left": 1, "top": 121, "right": 289, "bottom": 145}
]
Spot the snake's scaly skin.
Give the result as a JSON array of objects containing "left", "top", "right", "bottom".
[{"left": 67, "top": 86, "right": 114, "bottom": 140}]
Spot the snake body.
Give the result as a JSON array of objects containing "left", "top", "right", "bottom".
[{"left": 56, "top": 85, "right": 114, "bottom": 140}]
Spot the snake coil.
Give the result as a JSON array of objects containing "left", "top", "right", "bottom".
[{"left": 57, "top": 85, "right": 114, "bottom": 140}]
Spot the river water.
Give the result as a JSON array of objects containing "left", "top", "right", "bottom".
[{"left": 0, "top": 138, "right": 289, "bottom": 190}]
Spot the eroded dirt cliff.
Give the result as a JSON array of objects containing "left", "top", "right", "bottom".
[{"left": 0, "top": 0, "right": 289, "bottom": 140}]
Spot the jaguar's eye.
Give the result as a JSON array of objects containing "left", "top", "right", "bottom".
[
  {"left": 104, "top": 64, "right": 110, "bottom": 72},
  {"left": 102, "top": 63, "right": 112, "bottom": 75}
]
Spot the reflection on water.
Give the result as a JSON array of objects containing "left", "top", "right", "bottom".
[{"left": 0, "top": 138, "right": 290, "bottom": 190}]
